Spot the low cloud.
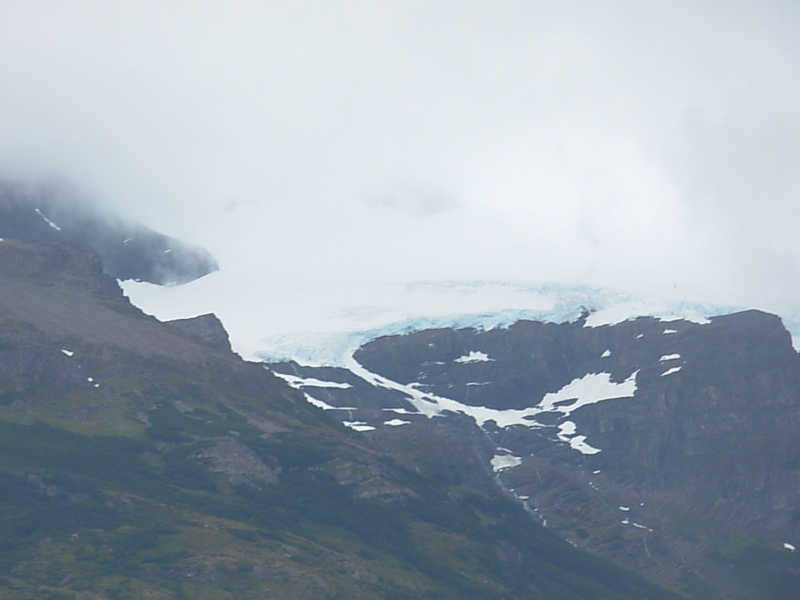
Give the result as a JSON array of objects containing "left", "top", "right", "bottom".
[
  {"left": 222, "top": 198, "right": 258, "bottom": 213},
  {"left": 365, "top": 182, "right": 458, "bottom": 216},
  {"left": 1, "top": 1, "right": 799, "bottom": 335}
]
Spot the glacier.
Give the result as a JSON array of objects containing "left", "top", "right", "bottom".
[
  {"left": 122, "top": 277, "right": 800, "bottom": 367},
  {"left": 253, "top": 281, "right": 747, "bottom": 367}
]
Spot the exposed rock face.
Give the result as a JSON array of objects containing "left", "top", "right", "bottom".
[
  {"left": 0, "top": 239, "right": 290, "bottom": 432},
  {"left": 194, "top": 436, "right": 280, "bottom": 487},
  {"left": 0, "top": 239, "right": 222, "bottom": 364},
  {"left": 167, "top": 313, "right": 233, "bottom": 352},
  {"left": 268, "top": 310, "right": 800, "bottom": 599},
  {"left": 0, "top": 237, "right": 112, "bottom": 289},
  {"left": 0, "top": 179, "right": 218, "bottom": 285}
]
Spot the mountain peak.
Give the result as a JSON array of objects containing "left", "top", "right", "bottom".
[{"left": 0, "top": 179, "right": 218, "bottom": 285}]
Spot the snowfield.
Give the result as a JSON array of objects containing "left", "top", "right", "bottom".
[{"left": 122, "top": 279, "right": 763, "bottom": 366}]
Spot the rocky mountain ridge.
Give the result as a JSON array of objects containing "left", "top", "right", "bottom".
[
  {"left": 269, "top": 308, "right": 800, "bottom": 598},
  {"left": 0, "top": 180, "right": 218, "bottom": 285},
  {"left": 0, "top": 238, "right": 685, "bottom": 600}
]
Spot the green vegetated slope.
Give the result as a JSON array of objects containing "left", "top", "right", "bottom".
[{"left": 0, "top": 241, "right": 686, "bottom": 599}]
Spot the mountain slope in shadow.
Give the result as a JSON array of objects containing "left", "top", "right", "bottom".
[{"left": 0, "top": 180, "right": 218, "bottom": 285}]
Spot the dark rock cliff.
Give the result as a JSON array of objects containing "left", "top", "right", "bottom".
[
  {"left": 269, "top": 310, "right": 800, "bottom": 599},
  {"left": 167, "top": 313, "right": 233, "bottom": 352}
]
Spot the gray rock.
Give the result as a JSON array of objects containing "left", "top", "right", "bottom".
[{"left": 167, "top": 313, "right": 233, "bottom": 353}]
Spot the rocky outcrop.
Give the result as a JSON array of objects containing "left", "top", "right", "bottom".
[
  {"left": 167, "top": 313, "right": 233, "bottom": 352},
  {"left": 194, "top": 436, "right": 280, "bottom": 487},
  {"left": 0, "top": 239, "right": 222, "bottom": 363}
]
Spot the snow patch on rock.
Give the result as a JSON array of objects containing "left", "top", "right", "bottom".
[
  {"left": 455, "top": 351, "right": 493, "bottom": 363},
  {"left": 491, "top": 454, "right": 523, "bottom": 472},
  {"left": 34, "top": 207, "right": 62, "bottom": 231},
  {"left": 342, "top": 349, "right": 635, "bottom": 454},
  {"left": 272, "top": 371, "right": 352, "bottom": 389}
]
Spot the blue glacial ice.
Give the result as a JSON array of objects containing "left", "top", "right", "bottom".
[{"left": 255, "top": 281, "right": 753, "bottom": 367}]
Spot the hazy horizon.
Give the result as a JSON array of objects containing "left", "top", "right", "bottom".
[{"left": 3, "top": 1, "right": 799, "bottom": 351}]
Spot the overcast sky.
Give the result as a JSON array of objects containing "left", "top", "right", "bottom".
[{"left": 2, "top": 1, "right": 800, "bottom": 355}]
